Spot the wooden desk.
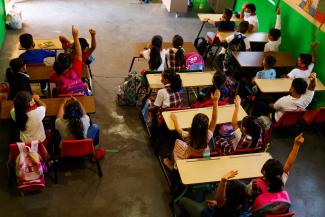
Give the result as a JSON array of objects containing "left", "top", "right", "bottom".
[
  {"left": 131, "top": 41, "right": 197, "bottom": 57},
  {"left": 255, "top": 78, "right": 325, "bottom": 93},
  {"left": 198, "top": 13, "right": 241, "bottom": 22},
  {"left": 176, "top": 153, "right": 272, "bottom": 185},
  {"left": 19, "top": 38, "right": 63, "bottom": 50},
  {"left": 197, "top": 13, "right": 241, "bottom": 38},
  {"left": 217, "top": 32, "right": 268, "bottom": 43},
  {"left": 162, "top": 104, "right": 247, "bottom": 130},
  {"left": 0, "top": 96, "right": 95, "bottom": 120},
  {"left": 233, "top": 52, "right": 296, "bottom": 68},
  {"left": 146, "top": 72, "right": 213, "bottom": 89},
  {"left": 27, "top": 65, "right": 90, "bottom": 81}
]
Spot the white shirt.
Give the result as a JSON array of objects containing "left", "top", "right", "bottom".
[
  {"left": 264, "top": 15, "right": 282, "bottom": 52},
  {"left": 274, "top": 90, "right": 314, "bottom": 121},
  {"left": 226, "top": 32, "right": 251, "bottom": 50},
  {"left": 244, "top": 15, "right": 259, "bottom": 32},
  {"left": 231, "top": 128, "right": 253, "bottom": 149},
  {"left": 154, "top": 87, "right": 171, "bottom": 108},
  {"left": 11, "top": 106, "right": 46, "bottom": 142},
  {"left": 55, "top": 115, "right": 90, "bottom": 140},
  {"left": 287, "top": 63, "right": 314, "bottom": 78},
  {"left": 142, "top": 48, "right": 166, "bottom": 71}
]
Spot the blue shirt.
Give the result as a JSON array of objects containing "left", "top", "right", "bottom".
[
  {"left": 256, "top": 69, "right": 276, "bottom": 79},
  {"left": 20, "top": 49, "right": 56, "bottom": 64}
]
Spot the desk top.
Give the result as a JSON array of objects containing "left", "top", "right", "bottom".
[
  {"left": 0, "top": 96, "right": 95, "bottom": 120},
  {"left": 162, "top": 104, "right": 247, "bottom": 130},
  {"left": 217, "top": 32, "right": 269, "bottom": 43},
  {"left": 131, "top": 42, "right": 197, "bottom": 57},
  {"left": 233, "top": 51, "right": 296, "bottom": 68},
  {"left": 255, "top": 78, "right": 325, "bottom": 93},
  {"left": 19, "top": 38, "right": 63, "bottom": 50},
  {"left": 176, "top": 153, "right": 272, "bottom": 185},
  {"left": 146, "top": 72, "right": 213, "bottom": 89},
  {"left": 27, "top": 65, "right": 89, "bottom": 81},
  {"left": 198, "top": 13, "right": 241, "bottom": 22}
]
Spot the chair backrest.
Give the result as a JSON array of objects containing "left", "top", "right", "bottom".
[
  {"left": 9, "top": 141, "right": 48, "bottom": 162},
  {"left": 61, "top": 139, "right": 95, "bottom": 158},
  {"left": 313, "top": 107, "right": 325, "bottom": 124},
  {"left": 264, "top": 212, "right": 295, "bottom": 217},
  {"left": 273, "top": 110, "right": 305, "bottom": 128}
]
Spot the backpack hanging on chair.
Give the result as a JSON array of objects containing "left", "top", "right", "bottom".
[
  {"left": 194, "top": 37, "right": 209, "bottom": 58},
  {"left": 15, "top": 141, "right": 47, "bottom": 194},
  {"left": 222, "top": 34, "right": 246, "bottom": 74}
]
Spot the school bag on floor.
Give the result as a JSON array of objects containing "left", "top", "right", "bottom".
[
  {"left": 15, "top": 141, "right": 46, "bottom": 193},
  {"left": 185, "top": 52, "right": 204, "bottom": 71},
  {"left": 117, "top": 71, "right": 142, "bottom": 106}
]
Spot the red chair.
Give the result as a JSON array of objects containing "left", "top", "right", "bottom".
[
  {"left": 273, "top": 110, "right": 305, "bottom": 129},
  {"left": 56, "top": 139, "right": 103, "bottom": 183},
  {"left": 303, "top": 107, "right": 325, "bottom": 125},
  {"left": 264, "top": 212, "right": 295, "bottom": 217},
  {"left": 58, "top": 93, "right": 84, "bottom": 97}
]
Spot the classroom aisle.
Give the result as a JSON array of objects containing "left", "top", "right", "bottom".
[{"left": 0, "top": 0, "right": 324, "bottom": 217}]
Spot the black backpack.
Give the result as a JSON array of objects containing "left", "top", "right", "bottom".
[
  {"left": 228, "top": 34, "right": 246, "bottom": 51},
  {"left": 194, "top": 37, "right": 209, "bottom": 57}
]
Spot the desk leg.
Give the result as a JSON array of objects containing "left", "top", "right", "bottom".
[
  {"left": 48, "top": 81, "right": 52, "bottom": 98},
  {"left": 186, "top": 88, "right": 191, "bottom": 106},
  {"left": 196, "top": 22, "right": 206, "bottom": 39}
]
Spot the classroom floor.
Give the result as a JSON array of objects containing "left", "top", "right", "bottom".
[{"left": 0, "top": 0, "right": 324, "bottom": 216}]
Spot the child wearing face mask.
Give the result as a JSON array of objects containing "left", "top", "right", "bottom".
[{"left": 240, "top": 2, "right": 259, "bottom": 32}]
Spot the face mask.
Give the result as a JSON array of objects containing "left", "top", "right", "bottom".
[{"left": 244, "top": 12, "right": 251, "bottom": 18}]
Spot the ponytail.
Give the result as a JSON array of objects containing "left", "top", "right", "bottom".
[
  {"left": 63, "top": 99, "right": 85, "bottom": 139},
  {"left": 262, "top": 159, "right": 284, "bottom": 193},
  {"left": 162, "top": 69, "right": 182, "bottom": 92},
  {"left": 14, "top": 91, "right": 32, "bottom": 131},
  {"left": 172, "top": 35, "right": 185, "bottom": 68},
  {"left": 149, "top": 46, "right": 162, "bottom": 70}
]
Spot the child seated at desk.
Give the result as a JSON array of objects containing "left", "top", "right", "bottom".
[
  {"left": 264, "top": 8, "right": 281, "bottom": 52},
  {"left": 55, "top": 97, "right": 99, "bottom": 146},
  {"left": 255, "top": 55, "right": 277, "bottom": 79},
  {"left": 163, "top": 90, "right": 220, "bottom": 170},
  {"left": 6, "top": 57, "right": 32, "bottom": 100},
  {"left": 215, "top": 96, "right": 264, "bottom": 155},
  {"left": 221, "top": 21, "right": 251, "bottom": 51},
  {"left": 178, "top": 170, "right": 247, "bottom": 217},
  {"left": 59, "top": 28, "right": 97, "bottom": 64},
  {"left": 11, "top": 91, "right": 47, "bottom": 143},
  {"left": 248, "top": 134, "right": 304, "bottom": 216},
  {"left": 207, "top": 8, "right": 236, "bottom": 32},
  {"left": 269, "top": 73, "right": 316, "bottom": 122},
  {"left": 19, "top": 33, "right": 56, "bottom": 94},
  {"left": 140, "top": 35, "right": 165, "bottom": 72},
  {"left": 50, "top": 25, "right": 89, "bottom": 96},
  {"left": 165, "top": 35, "right": 185, "bottom": 71},
  {"left": 285, "top": 42, "right": 319, "bottom": 78},
  {"left": 240, "top": 2, "right": 259, "bottom": 32},
  {"left": 193, "top": 70, "right": 236, "bottom": 107}
]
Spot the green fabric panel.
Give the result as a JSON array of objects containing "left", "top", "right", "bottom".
[{"left": 0, "top": 0, "right": 5, "bottom": 48}]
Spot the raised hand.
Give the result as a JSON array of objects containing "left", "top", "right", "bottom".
[
  {"left": 222, "top": 170, "right": 238, "bottom": 180},
  {"left": 294, "top": 133, "right": 304, "bottom": 146},
  {"left": 234, "top": 95, "right": 241, "bottom": 108},
  {"left": 72, "top": 25, "right": 78, "bottom": 38},
  {"left": 211, "top": 90, "right": 221, "bottom": 102}
]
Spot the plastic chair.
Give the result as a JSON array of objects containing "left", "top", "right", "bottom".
[
  {"left": 303, "top": 107, "right": 325, "bottom": 125},
  {"left": 56, "top": 139, "right": 103, "bottom": 183},
  {"left": 58, "top": 93, "right": 84, "bottom": 97},
  {"left": 273, "top": 110, "right": 305, "bottom": 129},
  {"left": 264, "top": 212, "right": 295, "bottom": 217}
]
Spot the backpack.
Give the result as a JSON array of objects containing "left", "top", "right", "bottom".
[
  {"left": 194, "top": 37, "right": 209, "bottom": 57},
  {"left": 15, "top": 141, "right": 46, "bottom": 193},
  {"left": 185, "top": 52, "right": 205, "bottom": 71},
  {"left": 117, "top": 71, "right": 142, "bottom": 106},
  {"left": 63, "top": 70, "right": 89, "bottom": 95},
  {"left": 222, "top": 34, "right": 247, "bottom": 74}
]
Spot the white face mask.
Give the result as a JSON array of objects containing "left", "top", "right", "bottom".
[{"left": 244, "top": 12, "right": 251, "bottom": 18}]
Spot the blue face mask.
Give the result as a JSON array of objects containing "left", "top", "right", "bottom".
[{"left": 244, "top": 12, "right": 251, "bottom": 18}]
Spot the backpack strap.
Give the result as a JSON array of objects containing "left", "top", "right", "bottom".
[
  {"left": 17, "top": 142, "right": 27, "bottom": 154},
  {"left": 30, "top": 141, "right": 39, "bottom": 153}
]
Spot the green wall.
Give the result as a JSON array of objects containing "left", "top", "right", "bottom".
[
  {"left": 0, "top": 0, "right": 5, "bottom": 48},
  {"left": 234, "top": 0, "right": 325, "bottom": 108}
]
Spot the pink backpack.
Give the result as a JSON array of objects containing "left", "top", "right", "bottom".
[
  {"left": 15, "top": 141, "right": 46, "bottom": 193},
  {"left": 253, "top": 178, "right": 291, "bottom": 217},
  {"left": 185, "top": 52, "right": 204, "bottom": 71},
  {"left": 62, "top": 70, "right": 88, "bottom": 95}
]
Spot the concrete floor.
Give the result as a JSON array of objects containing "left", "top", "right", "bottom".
[{"left": 0, "top": 0, "right": 325, "bottom": 216}]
